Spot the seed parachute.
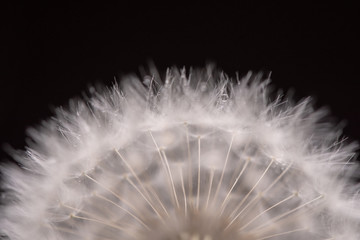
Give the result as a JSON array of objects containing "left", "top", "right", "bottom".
[{"left": 1, "top": 65, "right": 359, "bottom": 240}]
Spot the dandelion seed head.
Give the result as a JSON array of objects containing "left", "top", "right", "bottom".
[{"left": 1, "top": 65, "right": 359, "bottom": 240}]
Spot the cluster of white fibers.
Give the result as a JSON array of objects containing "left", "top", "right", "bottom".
[{"left": 1, "top": 65, "right": 359, "bottom": 240}]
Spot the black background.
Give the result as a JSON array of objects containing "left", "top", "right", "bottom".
[{"left": 1, "top": 2, "right": 359, "bottom": 162}]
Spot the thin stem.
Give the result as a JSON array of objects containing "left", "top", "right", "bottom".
[
  {"left": 249, "top": 194, "right": 323, "bottom": 232},
  {"left": 196, "top": 136, "right": 201, "bottom": 210},
  {"left": 179, "top": 167, "right": 188, "bottom": 216},
  {"left": 70, "top": 214, "right": 126, "bottom": 232},
  {"left": 234, "top": 163, "right": 293, "bottom": 222},
  {"left": 126, "top": 176, "right": 163, "bottom": 221},
  {"left": 148, "top": 130, "right": 176, "bottom": 208},
  {"left": 184, "top": 122, "right": 193, "bottom": 205},
  {"left": 220, "top": 158, "right": 250, "bottom": 210},
  {"left": 145, "top": 182, "right": 170, "bottom": 217},
  {"left": 83, "top": 173, "right": 137, "bottom": 213},
  {"left": 263, "top": 163, "right": 292, "bottom": 194},
  {"left": 63, "top": 204, "right": 135, "bottom": 237},
  {"left": 61, "top": 203, "right": 97, "bottom": 219},
  {"left": 226, "top": 193, "right": 262, "bottom": 226},
  {"left": 237, "top": 193, "right": 296, "bottom": 231},
  {"left": 230, "top": 159, "right": 274, "bottom": 217},
  {"left": 94, "top": 192, "right": 150, "bottom": 230},
  {"left": 257, "top": 227, "right": 307, "bottom": 240},
  {"left": 161, "top": 149, "right": 180, "bottom": 209},
  {"left": 114, "top": 149, "right": 153, "bottom": 201},
  {"left": 205, "top": 168, "right": 215, "bottom": 210},
  {"left": 213, "top": 134, "right": 235, "bottom": 202}
]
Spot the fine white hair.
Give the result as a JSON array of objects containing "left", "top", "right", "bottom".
[{"left": 1, "top": 65, "right": 359, "bottom": 240}]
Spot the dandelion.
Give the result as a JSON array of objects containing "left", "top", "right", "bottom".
[{"left": 1, "top": 65, "right": 359, "bottom": 240}]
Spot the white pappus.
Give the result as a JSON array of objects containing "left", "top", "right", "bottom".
[{"left": 1, "top": 65, "right": 359, "bottom": 240}]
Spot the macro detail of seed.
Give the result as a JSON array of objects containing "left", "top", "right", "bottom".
[
  {"left": 56, "top": 126, "right": 323, "bottom": 240},
  {"left": 1, "top": 66, "right": 359, "bottom": 240}
]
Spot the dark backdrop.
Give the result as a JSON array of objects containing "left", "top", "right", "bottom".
[{"left": 1, "top": 2, "right": 359, "bottom": 162}]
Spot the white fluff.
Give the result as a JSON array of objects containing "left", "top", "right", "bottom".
[{"left": 1, "top": 65, "right": 359, "bottom": 240}]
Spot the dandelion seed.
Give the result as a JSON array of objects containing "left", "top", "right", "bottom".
[{"left": 1, "top": 65, "right": 360, "bottom": 240}]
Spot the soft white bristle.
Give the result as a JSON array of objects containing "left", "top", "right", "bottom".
[{"left": 1, "top": 65, "right": 359, "bottom": 240}]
